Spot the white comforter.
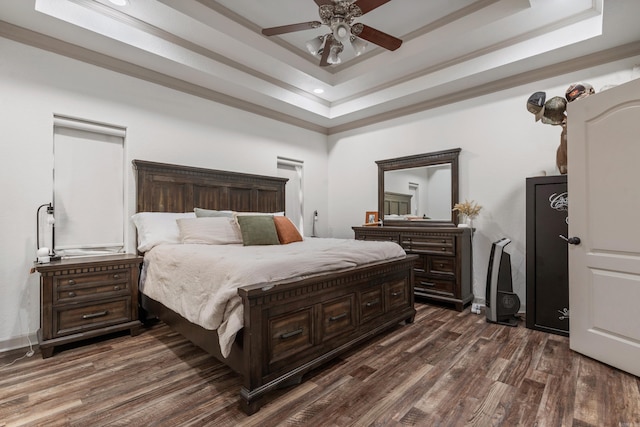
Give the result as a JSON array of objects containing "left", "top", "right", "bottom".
[{"left": 140, "top": 237, "right": 405, "bottom": 357}]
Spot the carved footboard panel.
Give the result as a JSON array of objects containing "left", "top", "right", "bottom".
[
  {"left": 237, "top": 255, "right": 416, "bottom": 414},
  {"left": 141, "top": 255, "right": 415, "bottom": 414}
]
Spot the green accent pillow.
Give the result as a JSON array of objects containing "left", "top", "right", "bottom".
[
  {"left": 194, "top": 208, "right": 234, "bottom": 218},
  {"left": 236, "top": 215, "right": 281, "bottom": 246}
]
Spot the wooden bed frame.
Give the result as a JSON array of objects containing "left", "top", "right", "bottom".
[{"left": 133, "top": 159, "right": 416, "bottom": 414}]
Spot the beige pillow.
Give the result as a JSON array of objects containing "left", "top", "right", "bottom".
[{"left": 176, "top": 217, "right": 242, "bottom": 245}]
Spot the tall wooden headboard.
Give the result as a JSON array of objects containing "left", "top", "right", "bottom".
[{"left": 133, "top": 160, "right": 287, "bottom": 213}]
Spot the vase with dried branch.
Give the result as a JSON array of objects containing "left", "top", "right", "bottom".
[{"left": 453, "top": 200, "right": 482, "bottom": 228}]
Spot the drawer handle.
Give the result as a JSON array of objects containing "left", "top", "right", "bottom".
[
  {"left": 68, "top": 291, "right": 76, "bottom": 298},
  {"left": 82, "top": 310, "right": 108, "bottom": 320},
  {"left": 280, "top": 328, "right": 303, "bottom": 339},
  {"left": 420, "top": 281, "right": 435, "bottom": 287},
  {"left": 113, "top": 285, "right": 121, "bottom": 291},
  {"left": 391, "top": 291, "right": 402, "bottom": 297},
  {"left": 68, "top": 279, "right": 75, "bottom": 285},
  {"left": 329, "top": 312, "right": 348, "bottom": 322},
  {"left": 439, "top": 263, "right": 445, "bottom": 268},
  {"left": 441, "top": 248, "right": 447, "bottom": 252},
  {"left": 113, "top": 274, "right": 121, "bottom": 279},
  {"left": 441, "top": 239, "right": 446, "bottom": 243},
  {"left": 365, "top": 299, "right": 380, "bottom": 307}
]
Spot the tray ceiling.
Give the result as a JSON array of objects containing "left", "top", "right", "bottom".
[{"left": 1, "top": 0, "right": 639, "bottom": 134}]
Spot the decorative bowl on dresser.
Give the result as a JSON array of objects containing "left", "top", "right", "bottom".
[
  {"left": 353, "top": 226, "right": 472, "bottom": 311},
  {"left": 34, "top": 253, "right": 143, "bottom": 358}
]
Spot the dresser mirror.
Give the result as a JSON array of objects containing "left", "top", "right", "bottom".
[{"left": 377, "top": 148, "right": 460, "bottom": 227}]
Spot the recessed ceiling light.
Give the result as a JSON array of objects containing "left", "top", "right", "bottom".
[
  {"left": 107, "top": 0, "right": 128, "bottom": 6},
  {"left": 313, "top": 88, "right": 324, "bottom": 94}
]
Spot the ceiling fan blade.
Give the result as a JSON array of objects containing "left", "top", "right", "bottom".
[
  {"left": 354, "top": 0, "right": 391, "bottom": 14},
  {"left": 262, "top": 21, "right": 321, "bottom": 36},
  {"left": 319, "top": 37, "right": 332, "bottom": 67},
  {"left": 314, "top": 0, "right": 333, "bottom": 6},
  {"left": 356, "top": 24, "right": 402, "bottom": 51}
]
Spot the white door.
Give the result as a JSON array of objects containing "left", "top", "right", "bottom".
[{"left": 567, "top": 78, "right": 640, "bottom": 377}]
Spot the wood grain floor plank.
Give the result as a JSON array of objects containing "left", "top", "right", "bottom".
[{"left": 2, "top": 305, "right": 639, "bottom": 426}]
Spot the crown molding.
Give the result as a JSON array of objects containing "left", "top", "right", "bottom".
[{"left": 2, "top": 20, "right": 639, "bottom": 136}]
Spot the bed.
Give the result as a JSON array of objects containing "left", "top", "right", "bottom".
[{"left": 133, "top": 160, "right": 416, "bottom": 414}]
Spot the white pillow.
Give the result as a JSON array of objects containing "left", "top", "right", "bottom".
[
  {"left": 176, "top": 217, "right": 243, "bottom": 245},
  {"left": 131, "top": 212, "right": 195, "bottom": 252}
]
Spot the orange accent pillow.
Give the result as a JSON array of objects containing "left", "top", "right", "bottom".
[{"left": 273, "top": 216, "right": 303, "bottom": 244}]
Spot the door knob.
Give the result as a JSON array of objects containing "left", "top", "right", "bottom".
[{"left": 559, "top": 235, "right": 581, "bottom": 245}]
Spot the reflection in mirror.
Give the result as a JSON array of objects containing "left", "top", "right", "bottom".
[
  {"left": 384, "top": 164, "right": 451, "bottom": 220},
  {"left": 377, "top": 148, "right": 460, "bottom": 227}
]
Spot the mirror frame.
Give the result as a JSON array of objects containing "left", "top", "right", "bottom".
[{"left": 377, "top": 148, "right": 460, "bottom": 227}]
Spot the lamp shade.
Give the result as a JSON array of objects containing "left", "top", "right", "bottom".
[
  {"left": 306, "top": 37, "right": 324, "bottom": 56},
  {"left": 327, "top": 46, "right": 342, "bottom": 64},
  {"left": 333, "top": 22, "right": 351, "bottom": 44},
  {"left": 351, "top": 37, "right": 367, "bottom": 56}
]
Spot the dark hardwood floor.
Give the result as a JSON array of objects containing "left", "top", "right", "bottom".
[{"left": 1, "top": 303, "right": 639, "bottom": 427}]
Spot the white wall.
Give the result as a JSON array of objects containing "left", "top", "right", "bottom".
[
  {"left": 328, "top": 58, "right": 640, "bottom": 308},
  {"left": 0, "top": 38, "right": 328, "bottom": 351},
  {"left": 2, "top": 34, "right": 639, "bottom": 351}
]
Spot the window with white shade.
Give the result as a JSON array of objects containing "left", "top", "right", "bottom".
[
  {"left": 53, "top": 116, "right": 125, "bottom": 256},
  {"left": 277, "top": 157, "right": 304, "bottom": 235}
]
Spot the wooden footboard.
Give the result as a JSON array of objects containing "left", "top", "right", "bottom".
[
  {"left": 141, "top": 255, "right": 415, "bottom": 415},
  {"left": 237, "top": 255, "right": 416, "bottom": 414}
]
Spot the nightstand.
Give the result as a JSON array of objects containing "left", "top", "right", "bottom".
[{"left": 34, "top": 253, "right": 143, "bottom": 358}]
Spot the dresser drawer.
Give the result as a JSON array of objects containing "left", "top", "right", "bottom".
[
  {"left": 54, "top": 298, "right": 132, "bottom": 337},
  {"left": 427, "top": 256, "right": 456, "bottom": 276},
  {"left": 414, "top": 275, "right": 455, "bottom": 297},
  {"left": 322, "top": 295, "right": 356, "bottom": 340},
  {"left": 360, "top": 286, "right": 384, "bottom": 323},
  {"left": 268, "top": 308, "right": 314, "bottom": 365},
  {"left": 402, "top": 235, "right": 455, "bottom": 256},
  {"left": 354, "top": 231, "right": 400, "bottom": 243},
  {"left": 53, "top": 269, "right": 130, "bottom": 304}
]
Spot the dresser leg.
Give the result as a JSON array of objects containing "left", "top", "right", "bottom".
[{"left": 40, "top": 346, "right": 54, "bottom": 359}]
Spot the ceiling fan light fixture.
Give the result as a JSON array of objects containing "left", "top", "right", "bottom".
[
  {"left": 332, "top": 22, "right": 351, "bottom": 44},
  {"left": 305, "top": 36, "right": 324, "bottom": 56},
  {"left": 327, "top": 44, "right": 343, "bottom": 65},
  {"left": 350, "top": 36, "right": 367, "bottom": 56}
]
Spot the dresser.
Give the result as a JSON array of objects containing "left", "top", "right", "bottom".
[
  {"left": 34, "top": 253, "right": 143, "bottom": 358},
  {"left": 525, "top": 175, "right": 569, "bottom": 336},
  {"left": 353, "top": 226, "right": 473, "bottom": 311}
]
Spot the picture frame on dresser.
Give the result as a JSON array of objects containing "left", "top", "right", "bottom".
[{"left": 365, "top": 211, "right": 379, "bottom": 225}]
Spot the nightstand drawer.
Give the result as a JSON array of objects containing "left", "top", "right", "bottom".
[
  {"left": 54, "top": 270, "right": 130, "bottom": 303},
  {"left": 54, "top": 298, "right": 132, "bottom": 337}
]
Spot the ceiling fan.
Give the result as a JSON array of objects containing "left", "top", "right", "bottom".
[{"left": 261, "top": 0, "right": 402, "bottom": 67}]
